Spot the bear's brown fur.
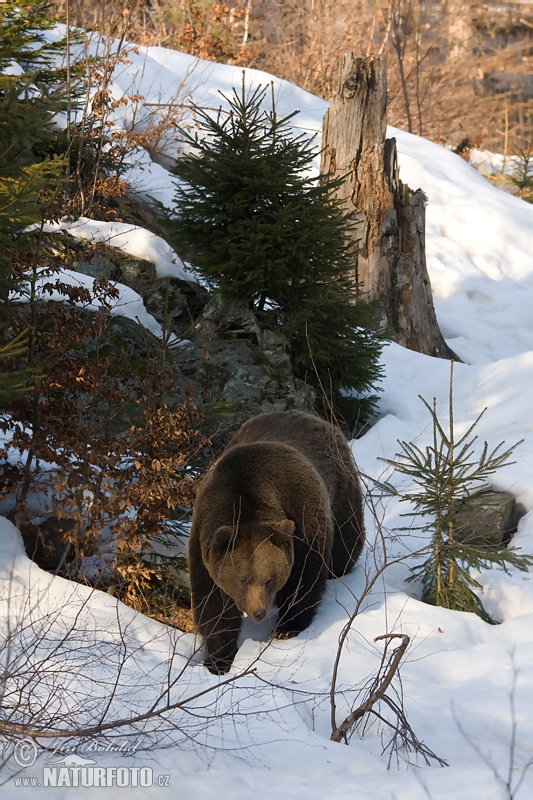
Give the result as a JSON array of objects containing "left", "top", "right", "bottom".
[{"left": 188, "top": 410, "right": 365, "bottom": 674}]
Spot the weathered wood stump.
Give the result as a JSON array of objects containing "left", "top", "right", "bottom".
[{"left": 320, "top": 52, "right": 454, "bottom": 358}]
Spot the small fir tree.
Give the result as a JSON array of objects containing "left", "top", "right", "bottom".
[
  {"left": 0, "top": 0, "right": 73, "bottom": 399},
  {"left": 386, "top": 362, "right": 532, "bottom": 622},
  {"left": 0, "top": 0, "right": 68, "bottom": 296},
  {"left": 169, "top": 77, "right": 383, "bottom": 424}
]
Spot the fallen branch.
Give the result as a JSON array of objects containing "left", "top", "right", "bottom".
[{"left": 331, "top": 633, "right": 409, "bottom": 743}]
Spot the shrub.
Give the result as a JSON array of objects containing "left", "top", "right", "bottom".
[{"left": 1, "top": 290, "right": 206, "bottom": 611}]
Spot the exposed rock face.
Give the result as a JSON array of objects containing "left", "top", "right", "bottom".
[
  {"left": 70, "top": 243, "right": 313, "bottom": 444},
  {"left": 171, "top": 293, "right": 312, "bottom": 444}
]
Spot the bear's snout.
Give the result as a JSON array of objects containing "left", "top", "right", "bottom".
[
  {"left": 240, "top": 583, "right": 274, "bottom": 621},
  {"left": 242, "top": 591, "right": 271, "bottom": 621}
]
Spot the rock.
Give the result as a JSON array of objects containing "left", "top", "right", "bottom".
[
  {"left": 452, "top": 490, "right": 517, "bottom": 547},
  {"left": 166, "top": 292, "right": 312, "bottom": 444},
  {"left": 259, "top": 326, "right": 293, "bottom": 371},
  {"left": 64, "top": 291, "right": 310, "bottom": 445},
  {"left": 173, "top": 338, "right": 311, "bottom": 446},
  {"left": 19, "top": 516, "right": 80, "bottom": 572},
  {"left": 140, "top": 277, "right": 209, "bottom": 338},
  {"left": 194, "top": 293, "right": 259, "bottom": 339},
  {"left": 72, "top": 243, "right": 210, "bottom": 341},
  {"left": 15, "top": 290, "right": 311, "bottom": 446},
  {"left": 73, "top": 246, "right": 156, "bottom": 286}
]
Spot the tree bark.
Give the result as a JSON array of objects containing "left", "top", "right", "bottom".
[{"left": 320, "top": 52, "right": 454, "bottom": 359}]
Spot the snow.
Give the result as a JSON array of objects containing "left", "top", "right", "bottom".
[
  {"left": 14, "top": 267, "right": 173, "bottom": 343},
  {"left": 18, "top": 219, "right": 194, "bottom": 342},
  {"left": 3, "top": 29, "right": 533, "bottom": 800},
  {"left": 393, "top": 131, "right": 533, "bottom": 365},
  {"left": 41, "top": 218, "right": 194, "bottom": 282}
]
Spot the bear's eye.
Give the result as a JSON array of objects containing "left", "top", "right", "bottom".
[
  {"left": 264, "top": 578, "right": 274, "bottom": 590},
  {"left": 240, "top": 578, "right": 247, "bottom": 586}
]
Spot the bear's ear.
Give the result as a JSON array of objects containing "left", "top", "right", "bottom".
[
  {"left": 270, "top": 519, "right": 295, "bottom": 557},
  {"left": 208, "top": 525, "right": 235, "bottom": 560},
  {"left": 274, "top": 519, "right": 295, "bottom": 537}
]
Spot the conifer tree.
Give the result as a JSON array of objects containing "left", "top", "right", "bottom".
[
  {"left": 0, "top": 1, "right": 70, "bottom": 397},
  {"left": 0, "top": 0, "right": 70, "bottom": 293},
  {"left": 170, "top": 79, "right": 384, "bottom": 425},
  {"left": 386, "top": 362, "right": 533, "bottom": 622}
]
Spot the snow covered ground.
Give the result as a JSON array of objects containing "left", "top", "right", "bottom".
[{"left": 2, "top": 34, "right": 533, "bottom": 799}]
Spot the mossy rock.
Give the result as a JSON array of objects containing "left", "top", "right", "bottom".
[
  {"left": 452, "top": 490, "right": 516, "bottom": 546},
  {"left": 73, "top": 244, "right": 156, "bottom": 287}
]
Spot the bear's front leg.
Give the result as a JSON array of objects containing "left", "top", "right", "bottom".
[
  {"left": 192, "top": 582, "right": 242, "bottom": 675},
  {"left": 274, "top": 550, "right": 328, "bottom": 639},
  {"left": 189, "top": 528, "right": 242, "bottom": 674},
  {"left": 202, "top": 596, "right": 241, "bottom": 676}
]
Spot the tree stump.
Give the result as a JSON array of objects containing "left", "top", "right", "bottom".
[{"left": 320, "top": 52, "right": 454, "bottom": 358}]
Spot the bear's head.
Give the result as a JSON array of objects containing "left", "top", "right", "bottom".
[{"left": 204, "top": 519, "right": 295, "bottom": 621}]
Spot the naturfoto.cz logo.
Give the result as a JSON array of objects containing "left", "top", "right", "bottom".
[{"left": 12, "top": 738, "right": 170, "bottom": 788}]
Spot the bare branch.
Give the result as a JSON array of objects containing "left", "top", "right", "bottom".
[{"left": 331, "top": 633, "right": 409, "bottom": 743}]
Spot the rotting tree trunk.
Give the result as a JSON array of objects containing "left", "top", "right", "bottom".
[{"left": 320, "top": 52, "right": 454, "bottom": 358}]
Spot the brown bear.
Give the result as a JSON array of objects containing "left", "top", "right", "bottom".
[{"left": 188, "top": 410, "right": 365, "bottom": 674}]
